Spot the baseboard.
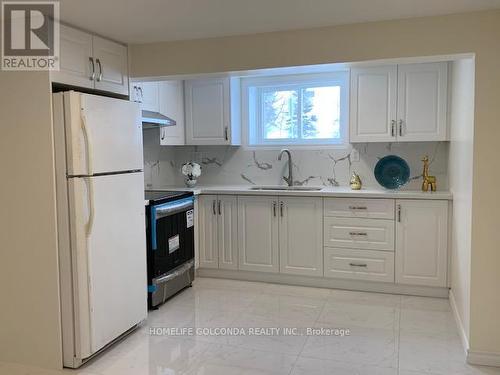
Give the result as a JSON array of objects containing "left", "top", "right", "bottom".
[
  {"left": 448, "top": 291, "right": 500, "bottom": 367},
  {"left": 449, "top": 290, "right": 470, "bottom": 355},
  {"left": 196, "top": 268, "right": 450, "bottom": 298},
  {"left": 467, "top": 351, "right": 500, "bottom": 367}
]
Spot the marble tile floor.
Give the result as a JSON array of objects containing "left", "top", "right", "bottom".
[{"left": 2, "top": 277, "right": 500, "bottom": 375}]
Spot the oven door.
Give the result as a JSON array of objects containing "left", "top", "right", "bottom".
[{"left": 149, "top": 197, "right": 195, "bottom": 278}]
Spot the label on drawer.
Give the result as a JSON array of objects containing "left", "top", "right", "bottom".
[
  {"left": 168, "top": 235, "right": 180, "bottom": 253},
  {"left": 186, "top": 209, "right": 194, "bottom": 228}
]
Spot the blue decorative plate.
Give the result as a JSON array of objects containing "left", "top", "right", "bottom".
[{"left": 374, "top": 155, "right": 410, "bottom": 189}]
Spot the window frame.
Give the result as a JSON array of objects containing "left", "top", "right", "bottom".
[{"left": 241, "top": 71, "right": 349, "bottom": 149}]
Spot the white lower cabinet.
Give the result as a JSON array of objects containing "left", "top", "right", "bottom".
[
  {"left": 324, "top": 248, "right": 395, "bottom": 282},
  {"left": 238, "top": 196, "right": 279, "bottom": 273},
  {"left": 237, "top": 196, "right": 323, "bottom": 275},
  {"left": 197, "top": 194, "right": 450, "bottom": 292},
  {"left": 279, "top": 197, "right": 323, "bottom": 276},
  {"left": 198, "top": 195, "right": 238, "bottom": 269},
  {"left": 217, "top": 196, "right": 238, "bottom": 270},
  {"left": 395, "top": 200, "right": 448, "bottom": 287},
  {"left": 198, "top": 195, "right": 219, "bottom": 268}
]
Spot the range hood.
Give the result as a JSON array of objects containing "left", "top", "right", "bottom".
[{"left": 142, "top": 110, "right": 177, "bottom": 129}]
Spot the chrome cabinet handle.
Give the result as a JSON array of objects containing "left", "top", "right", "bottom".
[
  {"left": 138, "top": 87, "right": 143, "bottom": 102},
  {"left": 272, "top": 201, "right": 277, "bottom": 217},
  {"left": 349, "top": 263, "right": 368, "bottom": 267},
  {"left": 96, "top": 58, "right": 103, "bottom": 82},
  {"left": 348, "top": 206, "right": 367, "bottom": 210},
  {"left": 160, "top": 128, "right": 165, "bottom": 141},
  {"left": 391, "top": 120, "right": 396, "bottom": 137},
  {"left": 397, "top": 204, "right": 402, "bottom": 222},
  {"left": 88, "top": 57, "right": 95, "bottom": 81},
  {"left": 399, "top": 120, "right": 403, "bottom": 136},
  {"left": 349, "top": 231, "right": 368, "bottom": 236},
  {"left": 280, "top": 201, "right": 284, "bottom": 217},
  {"left": 212, "top": 200, "right": 216, "bottom": 215},
  {"left": 218, "top": 200, "right": 222, "bottom": 215},
  {"left": 224, "top": 126, "right": 229, "bottom": 141}
]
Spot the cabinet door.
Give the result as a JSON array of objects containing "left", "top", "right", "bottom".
[
  {"left": 395, "top": 200, "right": 448, "bottom": 287},
  {"left": 397, "top": 62, "right": 448, "bottom": 141},
  {"left": 198, "top": 195, "right": 219, "bottom": 268},
  {"left": 350, "top": 66, "right": 397, "bottom": 142},
  {"left": 160, "top": 81, "right": 186, "bottom": 146},
  {"left": 279, "top": 197, "right": 323, "bottom": 276},
  {"left": 140, "top": 82, "right": 160, "bottom": 112},
  {"left": 93, "top": 36, "right": 129, "bottom": 95},
  {"left": 185, "top": 78, "right": 230, "bottom": 145},
  {"left": 218, "top": 196, "right": 238, "bottom": 270},
  {"left": 238, "top": 196, "right": 279, "bottom": 273},
  {"left": 51, "top": 25, "right": 93, "bottom": 89}
]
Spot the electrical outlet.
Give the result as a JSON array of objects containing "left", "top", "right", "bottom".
[{"left": 351, "top": 148, "right": 360, "bottom": 162}]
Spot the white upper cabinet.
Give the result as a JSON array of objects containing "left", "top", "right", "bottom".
[
  {"left": 279, "top": 197, "right": 323, "bottom": 277},
  {"left": 139, "top": 82, "right": 160, "bottom": 112},
  {"left": 397, "top": 63, "right": 448, "bottom": 141},
  {"left": 51, "top": 25, "right": 129, "bottom": 96},
  {"left": 159, "top": 81, "right": 186, "bottom": 146},
  {"left": 131, "top": 80, "right": 186, "bottom": 145},
  {"left": 185, "top": 77, "right": 241, "bottom": 145},
  {"left": 92, "top": 36, "right": 129, "bottom": 95},
  {"left": 52, "top": 25, "right": 94, "bottom": 89},
  {"left": 350, "top": 62, "right": 448, "bottom": 142},
  {"left": 238, "top": 196, "right": 279, "bottom": 273},
  {"left": 350, "top": 65, "right": 397, "bottom": 142},
  {"left": 395, "top": 200, "right": 448, "bottom": 287}
]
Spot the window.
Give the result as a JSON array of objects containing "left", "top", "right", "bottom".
[{"left": 242, "top": 72, "right": 349, "bottom": 147}]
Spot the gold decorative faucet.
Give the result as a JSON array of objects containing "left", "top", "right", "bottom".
[{"left": 421, "top": 155, "right": 436, "bottom": 192}]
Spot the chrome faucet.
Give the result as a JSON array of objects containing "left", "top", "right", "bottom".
[{"left": 278, "top": 149, "right": 293, "bottom": 186}]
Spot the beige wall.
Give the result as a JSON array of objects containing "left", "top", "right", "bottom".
[
  {"left": 131, "top": 10, "right": 500, "bottom": 356},
  {"left": 0, "top": 71, "right": 62, "bottom": 368},
  {"left": 448, "top": 58, "right": 475, "bottom": 344}
]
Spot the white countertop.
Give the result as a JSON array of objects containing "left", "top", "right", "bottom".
[{"left": 148, "top": 185, "right": 453, "bottom": 200}]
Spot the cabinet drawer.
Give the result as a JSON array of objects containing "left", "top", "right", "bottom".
[
  {"left": 324, "top": 248, "right": 395, "bottom": 282},
  {"left": 324, "top": 198, "right": 394, "bottom": 220},
  {"left": 324, "top": 217, "right": 395, "bottom": 251}
]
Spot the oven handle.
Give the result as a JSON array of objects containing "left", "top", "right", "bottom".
[
  {"left": 150, "top": 197, "right": 194, "bottom": 250},
  {"left": 155, "top": 197, "right": 194, "bottom": 220}
]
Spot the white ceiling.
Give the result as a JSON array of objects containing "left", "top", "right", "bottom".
[{"left": 59, "top": 0, "right": 500, "bottom": 44}]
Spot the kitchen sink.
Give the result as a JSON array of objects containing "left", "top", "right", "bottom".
[{"left": 249, "top": 186, "right": 323, "bottom": 191}]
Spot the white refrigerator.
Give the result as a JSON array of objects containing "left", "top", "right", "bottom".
[{"left": 52, "top": 91, "right": 147, "bottom": 368}]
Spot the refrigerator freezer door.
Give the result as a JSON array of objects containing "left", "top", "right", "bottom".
[
  {"left": 68, "top": 172, "right": 147, "bottom": 358},
  {"left": 64, "top": 91, "right": 144, "bottom": 176}
]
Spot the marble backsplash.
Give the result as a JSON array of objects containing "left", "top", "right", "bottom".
[{"left": 143, "top": 129, "right": 449, "bottom": 190}]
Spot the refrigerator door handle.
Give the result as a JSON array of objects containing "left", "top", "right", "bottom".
[
  {"left": 85, "top": 178, "right": 95, "bottom": 236},
  {"left": 80, "top": 109, "right": 94, "bottom": 176}
]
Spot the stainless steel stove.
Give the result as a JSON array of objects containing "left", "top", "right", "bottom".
[{"left": 145, "top": 190, "right": 195, "bottom": 309}]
